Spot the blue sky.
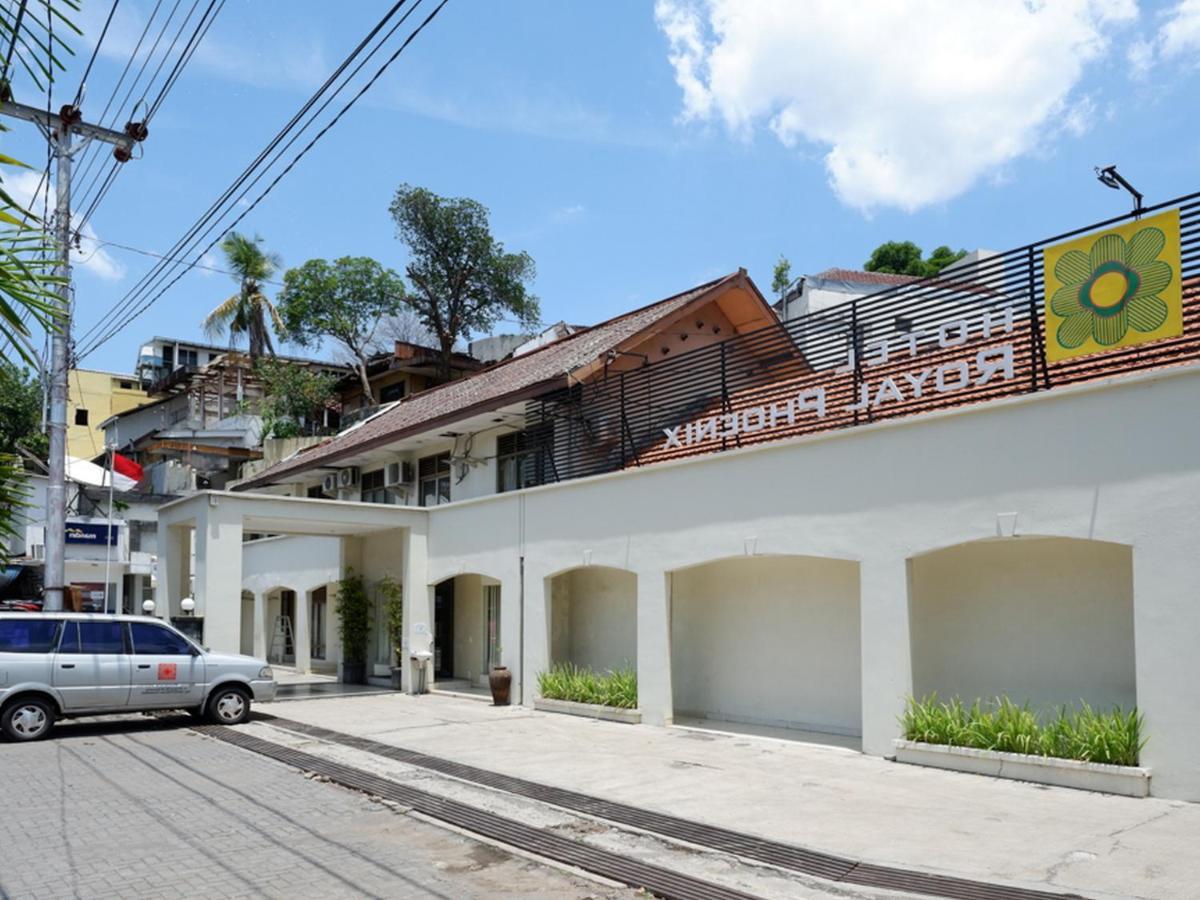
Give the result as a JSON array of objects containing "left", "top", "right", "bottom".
[{"left": 6, "top": 0, "right": 1200, "bottom": 373}]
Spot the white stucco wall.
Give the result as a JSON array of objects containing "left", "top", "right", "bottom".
[
  {"left": 909, "top": 537, "right": 1136, "bottom": 711},
  {"left": 548, "top": 567, "right": 637, "bottom": 674},
  {"left": 216, "top": 364, "right": 1200, "bottom": 800},
  {"left": 670, "top": 556, "right": 862, "bottom": 735}
]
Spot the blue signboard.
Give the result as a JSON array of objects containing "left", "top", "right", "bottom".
[{"left": 65, "top": 522, "right": 119, "bottom": 546}]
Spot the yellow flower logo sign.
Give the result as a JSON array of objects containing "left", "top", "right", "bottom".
[{"left": 1043, "top": 208, "right": 1183, "bottom": 362}]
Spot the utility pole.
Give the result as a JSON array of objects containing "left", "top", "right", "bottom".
[{"left": 0, "top": 99, "right": 145, "bottom": 610}]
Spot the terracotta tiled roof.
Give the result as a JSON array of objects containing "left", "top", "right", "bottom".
[
  {"left": 814, "top": 268, "right": 921, "bottom": 286},
  {"left": 237, "top": 272, "right": 744, "bottom": 488}
]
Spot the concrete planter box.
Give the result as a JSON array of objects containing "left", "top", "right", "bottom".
[
  {"left": 893, "top": 740, "right": 1151, "bottom": 798},
  {"left": 535, "top": 697, "right": 641, "bottom": 725}
]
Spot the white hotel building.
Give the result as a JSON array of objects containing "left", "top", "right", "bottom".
[{"left": 156, "top": 199, "right": 1200, "bottom": 801}]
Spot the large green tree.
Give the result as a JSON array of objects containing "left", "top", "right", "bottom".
[
  {"left": 277, "top": 256, "right": 406, "bottom": 405},
  {"left": 203, "top": 232, "right": 284, "bottom": 361},
  {"left": 389, "top": 184, "right": 539, "bottom": 380},
  {"left": 864, "top": 241, "right": 967, "bottom": 278}
]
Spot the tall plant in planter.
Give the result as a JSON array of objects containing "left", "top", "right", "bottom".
[
  {"left": 377, "top": 575, "right": 403, "bottom": 689},
  {"left": 336, "top": 570, "right": 370, "bottom": 684}
]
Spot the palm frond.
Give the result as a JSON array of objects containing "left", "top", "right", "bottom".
[{"left": 202, "top": 292, "right": 244, "bottom": 339}]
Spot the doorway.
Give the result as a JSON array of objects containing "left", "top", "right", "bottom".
[{"left": 434, "top": 579, "right": 454, "bottom": 679}]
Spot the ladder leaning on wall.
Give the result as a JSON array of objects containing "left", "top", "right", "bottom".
[{"left": 269, "top": 615, "right": 295, "bottom": 664}]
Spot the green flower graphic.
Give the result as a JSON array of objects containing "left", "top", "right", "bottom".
[{"left": 1051, "top": 227, "right": 1173, "bottom": 349}]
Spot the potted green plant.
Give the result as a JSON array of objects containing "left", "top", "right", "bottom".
[
  {"left": 378, "top": 574, "right": 404, "bottom": 690},
  {"left": 336, "top": 569, "right": 369, "bottom": 684},
  {"left": 488, "top": 648, "right": 512, "bottom": 706}
]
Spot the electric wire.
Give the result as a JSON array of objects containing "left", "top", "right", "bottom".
[
  {"left": 75, "top": 0, "right": 443, "bottom": 358},
  {"left": 80, "top": 0, "right": 449, "bottom": 359},
  {"left": 2, "top": 0, "right": 29, "bottom": 76},
  {"left": 72, "top": 0, "right": 121, "bottom": 105},
  {"left": 67, "top": 0, "right": 168, "bottom": 208},
  {"left": 71, "top": 0, "right": 200, "bottom": 225}
]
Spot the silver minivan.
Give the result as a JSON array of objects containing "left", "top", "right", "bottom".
[{"left": 0, "top": 613, "right": 277, "bottom": 741}]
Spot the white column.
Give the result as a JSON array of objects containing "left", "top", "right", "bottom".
[
  {"left": 1132, "top": 531, "right": 1200, "bottom": 801},
  {"left": 252, "top": 591, "right": 268, "bottom": 660},
  {"left": 294, "top": 589, "right": 312, "bottom": 673},
  {"left": 859, "top": 556, "right": 913, "bottom": 756},
  {"left": 520, "top": 570, "right": 549, "bottom": 704},
  {"left": 401, "top": 523, "right": 430, "bottom": 694},
  {"left": 155, "top": 523, "right": 191, "bottom": 619},
  {"left": 192, "top": 502, "right": 244, "bottom": 654},
  {"left": 637, "top": 570, "right": 673, "bottom": 726}
]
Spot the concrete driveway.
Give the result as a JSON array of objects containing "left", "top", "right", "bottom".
[{"left": 256, "top": 691, "right": 1200, "bottom": 900}]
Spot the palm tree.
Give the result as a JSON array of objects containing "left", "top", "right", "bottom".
[{"left": 203, "top": 232, "right": 284, "bottom": 361}]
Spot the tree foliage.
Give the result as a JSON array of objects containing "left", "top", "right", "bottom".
[
  {"left": 0, "top": 363, "right": 47, "bottom": 459},
  {"left": 203, "top": 232, "right": 284, "bottom": 361},
  {"left": 254, "top": 359, "right": 338, "bottom": 439},
  {"left": 864, "top": 241, "right": 967, "bottom": 278},
  {"left": 771, "top": 255, "right": 792, "bottom": 300},
  {"left": 278, "top": 256, "right": 405, "bottom": 405},
  {"left": 389, "top": 184, "right": 539, "bottom": 379},
  {"left": 337, "top": 569, "right": 371, "bottom": 669}
]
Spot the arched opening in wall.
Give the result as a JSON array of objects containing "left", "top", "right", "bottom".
[
  {"left": 239, "top": 591, "right": 255, "bottom": 657},
  {"left": 430, "top": 574, "right": 502, "bottom": 697},
  {"left": 262, "top": 586, "right": 298, "bottom": 665},
  {"left": 908, "top": 537, "right": 1136, "bottom": 713},
  {"left": 546, "top": 565, "right": 637, "bottom": 679},
  {"left": 670, "top": 555, "right": 862, "bottom": 749}
]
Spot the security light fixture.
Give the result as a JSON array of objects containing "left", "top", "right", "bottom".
[{"left": 1095, "top": 165, "right": 1143, "bottom": 215}]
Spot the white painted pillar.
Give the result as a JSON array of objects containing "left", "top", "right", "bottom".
[
  {"left": 499, "top": 574, "right": 523, "bottom": 704},
  {"left": 401, "top": 524, "right": 430, "bottom": 694},
  {"left": 155, "top": 523, "right": 191, "bottom": 620},
  {"left": 520, "top": 570, "right": 552, "bottom": 706},
  {"left": 1132, "top": 531, "right": 1200, "bottom": 801},
  {"left": 252, "top": 591, "right": 268, "bottom": 660},
  {"left": 637, "top": 570, "right": 673, "bottom": 726},
  {"left": 859, "top": 556, "right": 913, "bottom": 756},
  {"left": 294, "top": 589, "right": 312, "bottom": 673},
  {"left": 192, "top": 501, "right": 244, "bottom": 654}
]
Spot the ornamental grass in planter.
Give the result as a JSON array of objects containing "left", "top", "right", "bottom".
[
  {"left": 901, "top": 694, "right": 1145, "bottom": 767},
  {"left": 537, "top": 663, "right": 637, "bottom": 709}
]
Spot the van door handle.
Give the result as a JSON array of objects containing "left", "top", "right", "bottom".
[
  {"left": 137, "top": 664, "right": 151, "bottom": 669},
  {"left": 60, "top": 664, "right": 75, "bottom": 669}
]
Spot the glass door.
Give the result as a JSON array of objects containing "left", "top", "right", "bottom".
[{"left": 484, "top": 585, "right": 501, "bottom": 673}]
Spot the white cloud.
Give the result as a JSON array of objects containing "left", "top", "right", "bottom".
[
  {"left": 1129, "top": 0, "right": 1200, "bottom": 72},
  {"left": 654, "top": 0, "right": 1137, "bottom": 212},
  {"left": 5, "top": 171, "right": 126, "bottom": 281},
  {"left": 551, "top": 204, "right": 586, "bottom": 224}
]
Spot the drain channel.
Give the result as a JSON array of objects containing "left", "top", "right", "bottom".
[
  {"left": 258, "top": 714, "right": 1087, "bottom": 900},
  {"left": 202, "top": 724, "right": 763, "bottom": 900}
]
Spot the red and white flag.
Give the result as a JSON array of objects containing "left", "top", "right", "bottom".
[{"left": 66, "top": 453, "right": 144, "bottom": 492}]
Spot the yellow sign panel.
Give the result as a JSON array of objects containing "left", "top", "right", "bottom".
[{"left": 1043, "top": 207, "right": 1182, "bottom": 362}]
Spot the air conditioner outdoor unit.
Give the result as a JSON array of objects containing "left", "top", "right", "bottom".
[
  {"left": 384, "top": 461, "right": 414, "bottom": 488},
  {"left": 321, "top": 474, "right": 339, "bottom": 496},
  {"left": 337, "top": 467, "right": 360, "bottom": 488}
]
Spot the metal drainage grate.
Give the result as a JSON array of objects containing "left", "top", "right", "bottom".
[
  {"left": 258, "top": 715, "right": 1088, "bottom": 900},
  {"left": 203, "top": 724, "right": 762, "bottom": 900}
]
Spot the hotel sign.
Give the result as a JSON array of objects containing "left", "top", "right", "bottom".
[
  {"left": 65, "top": 521, "right": 119, "bottom": 546},
  {"left": 1043, "top": 208, "right": 1182, "bottom": 362},
  {"left": 664, "top": 305, "right": 1018, "bottom": 450}
]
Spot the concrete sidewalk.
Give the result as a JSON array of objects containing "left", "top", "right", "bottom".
[{"left": 257, "top": 692, "right": 1198, "bottom": 900}]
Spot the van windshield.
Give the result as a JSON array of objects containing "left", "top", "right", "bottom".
[{"left": 0, "top": 619, "right": 61, "bottom": 652}]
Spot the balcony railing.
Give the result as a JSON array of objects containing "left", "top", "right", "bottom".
[{"left": 527, "top": 190, "right": 1200, "bottom": 484}]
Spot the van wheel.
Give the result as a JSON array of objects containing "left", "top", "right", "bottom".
[
  {"left": 2, "top": 697, "right": 56, "bottom": 741},
  {"left": 206, "top": 686, "right": 251, "bottom": 725}
]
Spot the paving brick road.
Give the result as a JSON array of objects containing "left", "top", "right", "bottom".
[{"left": 0, "top": 715, "right": 631, "bottom": 900}]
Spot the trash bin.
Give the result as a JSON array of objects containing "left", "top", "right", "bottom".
[{"left": 411, "top": 650, "right": 433, "bottom": 694}]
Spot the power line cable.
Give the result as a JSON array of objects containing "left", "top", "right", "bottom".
[
  {"left": 72, "top": 0, "right": 121, "bottom": 105},
  {"left": 80, "top": 0, "right": 448, "bottom": 358},
  {"left": 68, "top": 0, "right": 168, "bottom": 203},
  {"left": 75, "top": 0, "right": 436, "bottom": 356},
  {"left": 71, "top": 0, "right": 198, "bottom": 219},
  {"left": 75, "top": 233, "right": 284, "bottom": 283}
]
